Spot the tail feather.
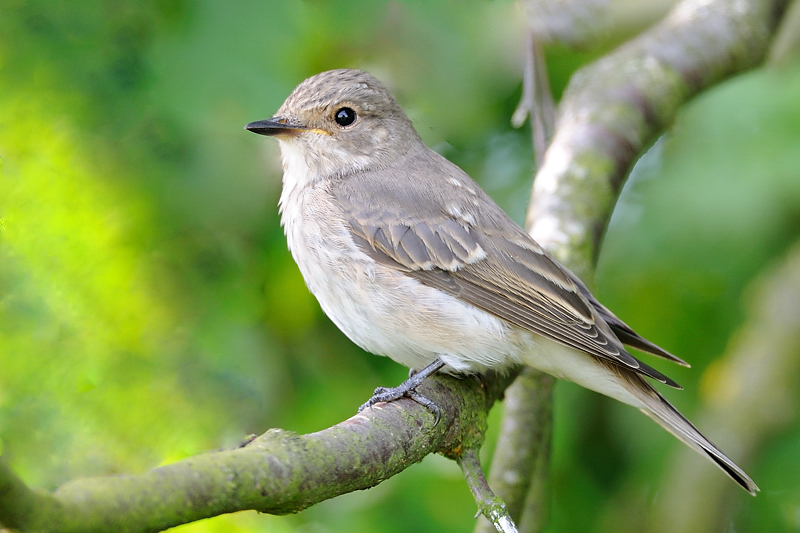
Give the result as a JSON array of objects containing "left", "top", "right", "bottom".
[
  {"left": 525, "top": 337, "right": 758, "bottom": 494},
  {"left": 632, "top": 376, "right": 759, "bottom": 495}
]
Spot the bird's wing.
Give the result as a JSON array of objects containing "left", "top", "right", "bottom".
[
  {"left": 559, "top": 262, "right": 690, "bottom": 366},
  {"left": 331, "top": 162, "right": 680, "bottom": 388}
]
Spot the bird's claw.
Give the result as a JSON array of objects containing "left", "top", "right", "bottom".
[
  {"left": 357, "top": 358, "right": 446, "bottom": 424},
  {"left": 358, "top": 384, "right": 441, "bottom": 424}
]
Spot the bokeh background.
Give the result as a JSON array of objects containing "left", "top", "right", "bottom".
[{"left": 1, "top": 1, "right": 800, "bottom": 532}]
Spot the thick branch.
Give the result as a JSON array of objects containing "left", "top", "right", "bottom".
[
  {"left": 484, "top": 0, "right": 789, "bottom": 531},
  {"left": 526, "top": 0, "right": 789, "bottom": 275},
  {"left": 0, "top": 372, "right": 516, "bottom": 533}
]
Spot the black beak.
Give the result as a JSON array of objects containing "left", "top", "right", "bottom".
[{"left": 245, "top": 117, "right": 307, "bottom": 136}]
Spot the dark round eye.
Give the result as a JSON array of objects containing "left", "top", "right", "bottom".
[{"left": 334, "top": 107, "right": 357, "bottom": 127}]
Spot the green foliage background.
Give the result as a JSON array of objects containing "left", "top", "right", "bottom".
[{"left": 1, "top": 1, "right": 799, "bottom": 532}]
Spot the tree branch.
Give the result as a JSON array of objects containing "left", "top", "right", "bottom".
[
  {"left": 476, "top": 370, "right": 554, "bottom": 533},
  {"left": 483, "top": 0, "right": 789, "bottom": 531},
  {"left": 0, "top": 372, "right": 516, "bottom": 532},
  {"left": 458, "top": 448, "right": 519, "bottom": 533},
  {"left": 526, "top": 0, "right": 789, "bottom": 274}
]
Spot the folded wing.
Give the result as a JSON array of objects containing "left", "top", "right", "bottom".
[{"left": 333, "top": 167, "right": 682, "bottom": 388}]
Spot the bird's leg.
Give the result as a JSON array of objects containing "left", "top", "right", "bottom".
[{"left": 358, "top": 358, "right": 446, "bottom": 424}]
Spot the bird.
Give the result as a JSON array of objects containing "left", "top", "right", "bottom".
[{"left": 245, "top": 68, "right": 758, "bottom": 495}]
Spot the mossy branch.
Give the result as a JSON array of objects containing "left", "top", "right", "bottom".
[
  {"left": 0, "top": 372, "right": 517, "bottom": 532},
  {"left": 483, "top": 0, "right": 790, "bottom": 531},
  {"left": 526, "top": 0, "right": 789, "bottom": 275}
]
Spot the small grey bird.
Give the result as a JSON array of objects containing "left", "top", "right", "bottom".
[{"left": 246, "top": 69, "right": 757, "bottom": 494}]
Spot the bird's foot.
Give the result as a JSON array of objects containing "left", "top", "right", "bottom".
[{"left": 358, "top": 358, "right": 445, "bottom": 424}]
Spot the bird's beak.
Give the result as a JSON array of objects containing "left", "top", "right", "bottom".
[{"left": 245, "top": 117, "right": 308, "bottom": 137}]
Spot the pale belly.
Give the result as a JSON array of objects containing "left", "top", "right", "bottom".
[
  {"left": 281, "top": 185, "right": 528, "bottom": 374},
  {"left": 279, "top": 182, "right": 644, "bottom": 409}
]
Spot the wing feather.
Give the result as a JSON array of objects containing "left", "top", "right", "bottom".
[{"left": 332, "top": 163, "right": 681, "bottom": 388}]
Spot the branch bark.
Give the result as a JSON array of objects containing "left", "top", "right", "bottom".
[
  {"left": 0, "top": 372, "right": 516, "bottom": 532},
  {"left": 459, "top": 448, "right": 520, "bottom": 533},
  {"left": 526, "top": 0, "right": 789, "bottom": 274},
  {"left": 482, "top": 0, "right": 789, "bottom": 531}
]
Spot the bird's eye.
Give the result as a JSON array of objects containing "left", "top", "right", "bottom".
[{"left": 334, "top": 107, "right": 357, "bottom": 127}]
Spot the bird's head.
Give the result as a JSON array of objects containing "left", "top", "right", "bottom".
[{"left": 246, "top": 69, "right": 423, "bottom": 183}]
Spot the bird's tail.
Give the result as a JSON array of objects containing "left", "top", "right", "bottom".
[
  {"left": 625, "top": 369, "right": 759, "bottom": 495},
  {"left": 521, "top": 339, "right": 758, "bottom": 494}
]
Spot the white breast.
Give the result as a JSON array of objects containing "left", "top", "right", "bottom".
[
  {"left": 276, "top": 140, "right": 528, "bottom": 374},
  {"left": 274, "top": 139, "right": 646, "bottom": 409}
]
